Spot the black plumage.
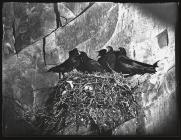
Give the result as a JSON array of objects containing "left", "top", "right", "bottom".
[
  {"left": 97, "top": 46, "right": 116, "bottom": 73},
  {"left": 117, "top": 47, "right": 159, "bottom": 68},
  {"left": 97, "top": 49, "right": 107, "bottom": 57},
  {"left": 104, "top": 46, "right": 117, "bottom": 72},
  {"left": 78, "top": 51, "right": 105, "bottom": 73},
  {"left": 97, "top": 46, "right": 159, "bottom": 76},
  {"left": 47, "top": 48, "right": 80, "bottom": 78},
  {"left": 114, "top": 47, "right": 127, "bottom": 57},
  {"left": 118, "top": 47, "right": 127, "bottom": 56},
  {"left": 97, "top": 49, "right": 111, "bottom": 72},
  {"left": 69, "top": 48, "right": 79, "bottom": 57},
  {"left": 75, "top": 54, "right": 87, "bottom": 73},
  {"left": 115, "top": 47, "right": 159, "bottom": 76}
]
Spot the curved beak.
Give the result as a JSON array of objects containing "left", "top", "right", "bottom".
[
  {"left": 76, "top": 49, "right": 81, "bottom": 55},
  {"left": 105, "top": 47, "right": 109, "bottom": 52}
]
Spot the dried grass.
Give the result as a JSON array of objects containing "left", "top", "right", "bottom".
[{"left": 22, "top": 71, "right": 141, "bottom": 135}]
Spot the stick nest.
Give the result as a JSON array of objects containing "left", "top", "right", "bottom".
[{"left": 23, "top": 71, "right": 141, "bottom": 135}]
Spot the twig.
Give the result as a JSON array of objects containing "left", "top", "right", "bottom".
[{"left": 167, "top": 64, "right": 175, "bottom": 72}]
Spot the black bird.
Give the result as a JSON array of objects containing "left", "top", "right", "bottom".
[
  {"left": 78, "top": 51, "right": 105, "bottom": 73},
  {"left": 69, "top": 48, "right": 79, "bottom": 57},
  {"left": 115, "top": 47, "right": 159, "bottom": 76},
  {"left": 97, "top": 46, "right": 116, "bottom": 73},
  {"left": 117, "top": 47, "right": 159, "bottom": 68},
  {"left": 75, "top": 53, "right": 87, "bottom": 73},
  {"left": 97, "top": 49, "right": 107, "bottom": 57},
  {"left": 47, "top": 48, "right": 81, "bottom": 78},
  {"left": 116, "top": 47, "right": 127, "bottom": 56},
  {"left": 119, "top": 47, "right": 127, "bottom": 56},
  {"left": 106, "top": 46, "right": 117, "bottom": 70},
  {"left": 97, "top": 49, "right": 111, "bottom": 72}
]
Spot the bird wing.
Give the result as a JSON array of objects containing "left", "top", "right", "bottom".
[
  {"left": 117, "top": 55, "right": 134, "bottom": 65},
  {"left": 69, "top": 56, "right": 81, "bottom": 68},
  {"left": 118, "top": 56, "right": 156, "bottom": 74},
  {"left": 131, "top": 59, "right": 157, "bottom": 68},
  {"left": 76, "top": 57, "right": 87, "bottom": 73},
  {"left": 114, "top": 51, "right": 121, "bottom": 57},
  {"left": 98, "top": 56, "right": 113, "bottom": 73},
  {"left": 87, "top": 59, "right": 104, "bottom": 72},
  {"left": 117, "top": 56, "right": 145, "bottom": 74},
  {"left": 105, "top": 53, "right": 116, "bottom": 70},
  {"left": 47, "top": 59, "right": 73, "bottom": 73},
  {"left": 47, "top": 64, "right": 66, "bottom": 73},
  {"left": 118, "top": 55, "right": 157, "bottom": 68},
  {"left": 76, "top": 63, "right": 87, "bottom": 73},
  {"left": 118, "top": 55, "right": 154, "bottom": 68},
  {"left": 119, "top": 62, "right": 141, "bottom": 74}
]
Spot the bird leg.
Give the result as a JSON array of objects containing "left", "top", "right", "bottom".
[
  {"left": 62, "top": 73, "right": 65, "bottom": 79},
  {"left": 59, "top": 72, "right": 61, "bottom": 79}
]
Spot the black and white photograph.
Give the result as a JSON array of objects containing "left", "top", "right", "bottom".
[{"left": 2, "top": 2, "right": 179, "bottom": 136}]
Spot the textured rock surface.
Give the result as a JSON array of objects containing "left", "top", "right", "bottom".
[
  {"left": 113, "top": 118, "right": 137, "bottom": 135},
  {"left": 142, "top": 66, "right": 177, "bottom": 135},
  {"left": 2, "top": 2, "right": 177, "bottom": 136}
]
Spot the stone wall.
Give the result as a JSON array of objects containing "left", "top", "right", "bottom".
[
  {"left": 2, "top": 2, "right": 177, "bottom": 135},
  {"left": 108, "top": 3, "right": 177, "bottom": 135}
]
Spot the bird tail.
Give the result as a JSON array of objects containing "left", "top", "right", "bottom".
[
  {"left": 47, "top": 67, "right": 56, "bottom": 72},
  {"left": 152, "top": 60, "right": 160, "bottom": 68},
  {"left": 39, "top": 68, "right": 54, "bottom": 74},
  {"left": 144, "top": 67, "right": 157, "bottom": 74},
  {"left": 47, "top": 69, "right": 53, "bottom": 72}
]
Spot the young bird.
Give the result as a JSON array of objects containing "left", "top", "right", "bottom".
[
  {"left": 78, "top": 51, "right": 105, "bottom": 73},
  {"left": 115, "top": 47, "right": 159, "bottom": 76},
  {"left": 47, "top": 48, "right": 80, "bottom": 78}
]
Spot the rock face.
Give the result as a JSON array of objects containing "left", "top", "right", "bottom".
[
  {"left": 2, "top": 2, "right": 177, "bottom": 136},
  {"left": 142, "top": 67, "right": 177, "bottom": 135}
]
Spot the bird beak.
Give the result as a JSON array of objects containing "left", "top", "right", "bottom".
[{"left": 105, "top": 47, "right": 109, "bottom": 52}]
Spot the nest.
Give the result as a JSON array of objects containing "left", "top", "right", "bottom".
[{"left": 23, "top": 71, "right": 141, "bottom": 135}]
